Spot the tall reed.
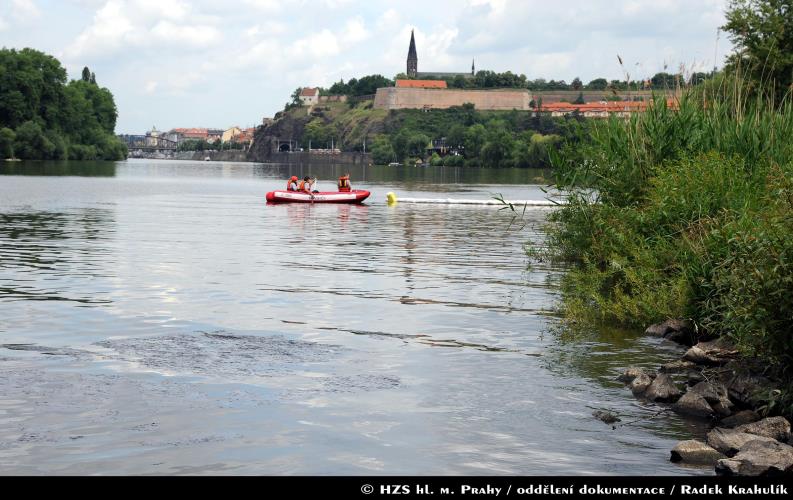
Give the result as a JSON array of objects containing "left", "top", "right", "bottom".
[{"left": 543, "top": 72, "right": 793, "bottom": 394}]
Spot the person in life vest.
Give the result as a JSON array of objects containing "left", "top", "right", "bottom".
[
  {"left": 298, "top": 176, "right": 314, "bottom": 193},
  {"left": 338, "top": 174, "right": 351, "bottom": 192},
  {"left": 286, "top": 176, "right": 299, "bottom": 191}
]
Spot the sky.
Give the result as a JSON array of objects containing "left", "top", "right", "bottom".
[{"left": 0, "top": 0, "right": 732, "bottom": 134}]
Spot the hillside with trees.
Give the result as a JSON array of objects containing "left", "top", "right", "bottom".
[
  {"left": 0, "top": 48, "right": 127, "bottom": 160},
  {"left": 254, "top": 98, "right": 587, "bottom": 168}
]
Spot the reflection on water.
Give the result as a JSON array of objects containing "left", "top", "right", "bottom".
[
  {"left": 0, "top": 208, "right": 115, "bottom": 305},
  {"left": 0, "top": 161, "right": 116, "bottom": 177},
  {"left": 0, "top": 159, "right": 707, "bottom": 475}
]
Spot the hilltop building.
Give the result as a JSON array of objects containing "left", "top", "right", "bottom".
[
  {"left": 299, "top": 87, "right": 319, "bottom": 106},
  {"left": 406, "top": 29, "right": 474, "bottom": 80}
]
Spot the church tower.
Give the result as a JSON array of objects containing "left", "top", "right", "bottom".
[{"left": 407, "top": 30, "right": 418, "bottom": 78}]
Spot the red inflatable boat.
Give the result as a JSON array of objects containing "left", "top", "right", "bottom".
[{"left": 266, "top": 190, "right": 370, "bottom": 204}]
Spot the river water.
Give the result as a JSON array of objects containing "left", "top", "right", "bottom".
[{"left": 0, "top": 159, "right": 708, "bottom": 475}]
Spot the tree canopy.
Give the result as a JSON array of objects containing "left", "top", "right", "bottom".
[
  {"left": 723, "top": 0, "right": 793, "bottom": 103},
  {"left": 0, "top": 48, "right": 126, "bottom": 160}
]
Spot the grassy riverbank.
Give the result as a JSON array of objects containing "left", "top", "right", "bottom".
[{"left": 541, "top": 74, "right": 793, "bottom": 411}]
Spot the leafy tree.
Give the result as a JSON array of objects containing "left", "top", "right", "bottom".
[
  {"left": 587, "top": 78, "right": 608, "bottom": 90},
  {"left": 723, "top": 0, "right": 793, "bottom": 103},
  {"left": 0, "top": 127, "right": 15, "bottom": 158},
  {"left": 446, "top": 124, "right": 467, "bottom": 148},
  {"left": 407, "top": 132, "right": 430, "bottom": 157},
  {"left": 0, "top": 48, "right": 67, "bottom": 130},
  {"left": 370, "top": 135, "right": 396, "bottom": 164},
  {"left": 0, "top": 49, "right": 125, "bottom": 160},
  {"left": 571, "top": 77, "right": 583, "bottom": 91},
  {"left": 326, "top": 75, "right": 393, "bottom": 96},
  {"left": 573, "top": 92, "right": 586, "bottom": 104},
  {"left": 463, "top": 123, "right": 486, "bottom": 157},
  {"left": 303, "top": 119, "right": 335, "bottom": 148},
  {"left": 650, "top": 72, "right": 678, "bottom": 89},
  {"left": 292, "top": 88, "right": 304, "bottom": 103},
  {"left": 14, "top": 121, "right": 55, "bottom": 160}
]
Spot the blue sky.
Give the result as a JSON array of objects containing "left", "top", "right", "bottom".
[{"left": 1, "top": 0, "right": 731, "bottom": 133}]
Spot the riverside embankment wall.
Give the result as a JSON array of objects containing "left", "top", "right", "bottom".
[{"left": 263, "top": 152, "right": 371, "bottom": 166}]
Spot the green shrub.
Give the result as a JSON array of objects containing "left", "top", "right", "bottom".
[{"left": 544, "top": 74, "right": 793, "bottom": 374}]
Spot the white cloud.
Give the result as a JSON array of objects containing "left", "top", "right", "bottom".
[
  {"left": 12, "top": 0, "right": 41, "bottom": 20},
  {"left": 0, "top": 16, "right": 7, "bottom": 31},
  {"left": 376, "top": 9, "right": 400, "bottom": 30},
  {"left": 150, "top": 21, "right": 220, "bottom": 46},
  {"left": 243, "top": 0, "right": 285, "bottom": 11},
  {"left": 290, "top": 29, "right": 340, "bottom": 59},
  {"left": 342, "top": 16, "right": 369, "bottom": 45},
  {"left": 63, "top": 0, "right": 221, "bottom": 59}
]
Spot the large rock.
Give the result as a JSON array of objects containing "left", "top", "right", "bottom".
[
  {"left": 689, "top": 381, "right": 733, "bottom": 416},
  {"left": 689, "top": 381, "right": 726, "bottom": 404},
  {"left": 670, "top": 440, "right": 725, "bottom": 465},
  {"left": 645, "top": 319, "right": 697, "bottom": 346},
  {"left": 672, "top": 391, "right": 714, "bottom": 418},
  {"left": 726, "top": 371, "right": 774, "bottom": 407},
  {"left": 644, "top": 373, "right": 681, "bottom": 402},
  {"left": 618, "top": 367, "right": 651, "bottom": 383},
  {"left": 683, "top": 339, "right": 739, "bottom": 366},
  {"left": 719, "top": 410, "right": 761, "bottom": 429},
  {"left": 716, "top": 440, "right": 793, "bottom": 476},
  {"left": 630, "top": 372, "right": 654, "bottom": 396},
  {"left": 735, "top": 417, "right": 791, "bottom": 443},
  {"left": 706, "top": 427, "right": 777, "bottom": 456}
]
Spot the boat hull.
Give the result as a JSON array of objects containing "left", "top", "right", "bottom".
[{"left": 266, "top": 190, "right": 370, "bottom": 204}]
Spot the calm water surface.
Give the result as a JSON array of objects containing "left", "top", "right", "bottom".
[{"left": 0, "top": 159, "right": 707, "bottom": 475}]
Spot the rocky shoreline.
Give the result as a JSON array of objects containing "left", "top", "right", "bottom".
[{"left": 614, "top": 319, "right": 792, "bottom": 476}]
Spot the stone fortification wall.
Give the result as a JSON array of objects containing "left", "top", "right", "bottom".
[{"left": 374, "top": 88, "right": 531, "bottom": 111}]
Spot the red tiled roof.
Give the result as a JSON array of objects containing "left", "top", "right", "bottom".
[
  {"left": 171, "top": 128, "right": 209, "bottom": 137},
  {"left": 396, "top": 79, "right": 448, "bottom": 89},
  {"left": 300, "top": 87, "right": 319, "bottom": 96}
]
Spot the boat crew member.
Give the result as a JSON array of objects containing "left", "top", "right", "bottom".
[
  {"left": 299, "top": 176, "right": 312, "bottom": 193},
  {"left": 286, "top": 176, "right": 299, "bottom": 191},
  {"left": 338, "top": 174, "right": 351, "bottom": 192}
]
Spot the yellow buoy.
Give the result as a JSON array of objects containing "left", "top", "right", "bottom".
[{"left": 386, "top": 192, "right": 398, "bottom": 205}]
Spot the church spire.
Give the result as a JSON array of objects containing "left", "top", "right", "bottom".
[{"left": 407, "top": 29, "right": 418, "bottom": 78}]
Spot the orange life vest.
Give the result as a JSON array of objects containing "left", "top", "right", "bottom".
[
  {"left": 298, "top": 180, "right": 310, "bottom": 192},
  {"left": 287, "top": 180, "right": 298, "bottom": 190},
  {"left": 338, "top": 175, "right": 351, "bottom": 192}
]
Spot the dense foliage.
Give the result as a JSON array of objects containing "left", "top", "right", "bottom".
[
  {"left": 369, "top": 103, "right": 582, "bottom": 167},
  {"left": 324, "top": 75, "right": 394, "bottom": 97},
  {"left": 723, "top": 0, "right": 793, "bottom": 105},
  {"left": 0, "top": 48, "right": 127, "bottom": 160},
  {"left": 542, "top": 0, "right": 793, "bottom": 403}
]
